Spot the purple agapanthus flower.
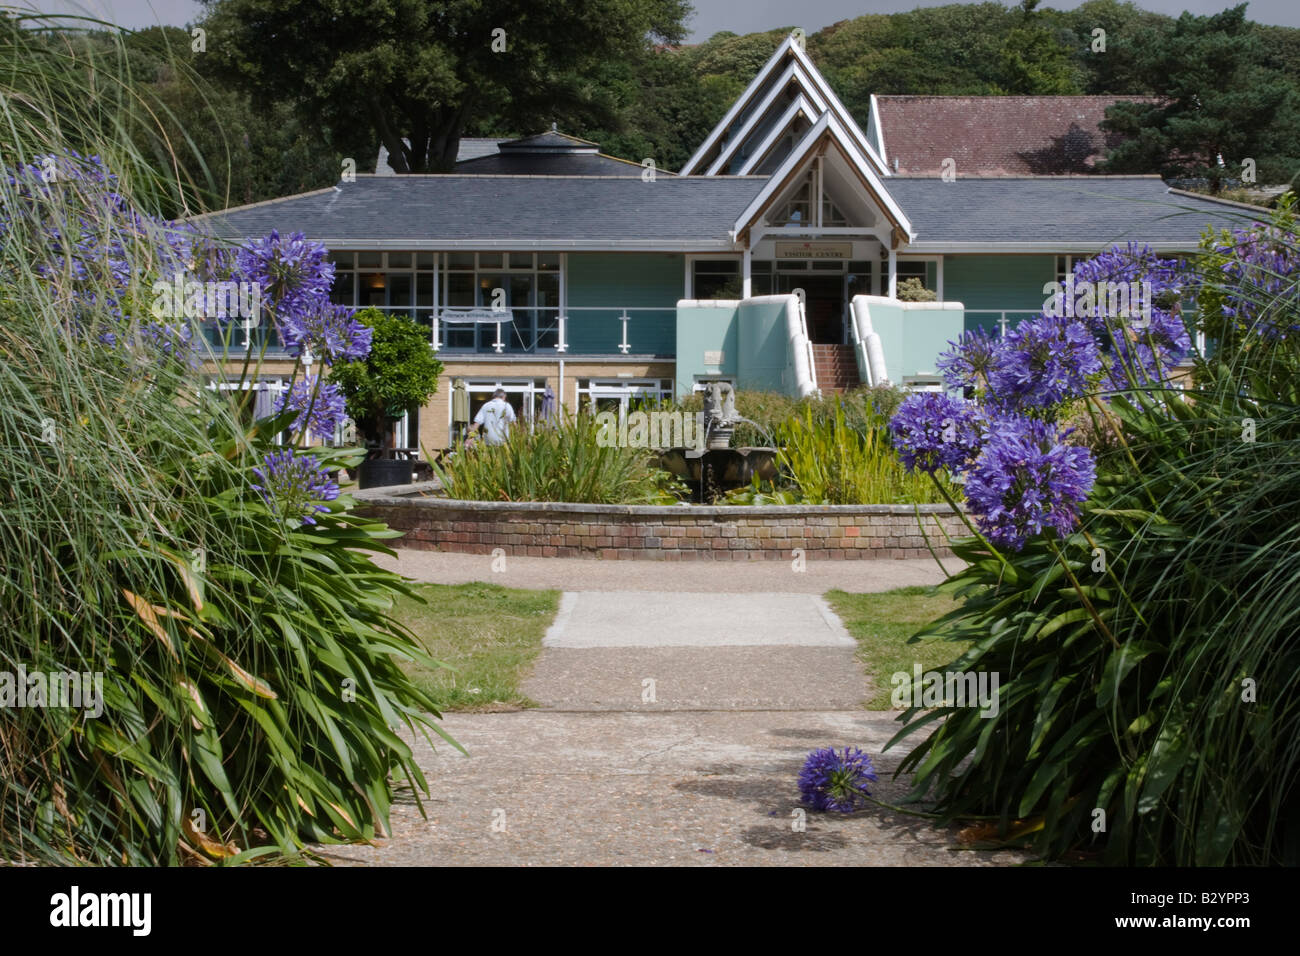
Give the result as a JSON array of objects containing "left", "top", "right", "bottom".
[
  {"left": 279, "top": 301, "right": 372, "bottom": 364},
  {"left": 250, "top": 449, "right": 340, "bottom": 526},
  {"left": 236, "top": 230, "right": 334, "bottom": 327},
  {"left": 963, "top": 416, "right": 1096, "bottom": 550},
  {"left": 274, "top": 377, "right": 348, "bottom": 438},
  {"left": 1213, "top": 225, "right": 1300, "bottom": 341},
  {"left": 937, "top": 326, "right": 1000, "bottom": 392},
  {"left": 988, "top": 312, "right": 1102, "bottom": 412},
  {"left": 798, "top": 747, "right": 878, "bottom": 813},
  {"left": 1070, "top": 244, "right": 1193, "bottom": 388},
  {"left": 890, "top": 392, "right": 986, "bottom": 475}
]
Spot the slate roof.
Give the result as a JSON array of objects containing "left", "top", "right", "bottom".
[
  {"left": 452, "top": 151, "right": 640, "bottom": 176},
  {"left": 375, "top": 130, "right": 643, "bottom": 176},
  {"left": 375, "top": 138, "right": 506, "bottom": 174},
  {"left": 497, "top": 131, "right": 600, "bottom": 152},
  {"left": 885, "top": 176, "right": 1254, "bottom": 248},
  {"left": 202, "top": 169, "right": 1251, "bottom": 252},
  {"left": 875, "top": 95, "right": 1159, "bottom": 176},
  {"left": 199, "top": 174, "right": 769, "bottom": 249}
]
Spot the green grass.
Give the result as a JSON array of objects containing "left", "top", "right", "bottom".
[
  {"left": 390, "top": 582, "right": 560, "bottom": 712},
  {"left": 825, "top": 586, "right": 970, "bottom": 709}
]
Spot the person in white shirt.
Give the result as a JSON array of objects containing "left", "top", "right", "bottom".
[{"left": 472, "top": 389, "right": 517, "bottom": 446}]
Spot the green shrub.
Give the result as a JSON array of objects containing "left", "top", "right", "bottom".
[
  {"left": 895, "top": 276, "right": 937, "bottom": 302},
  {"left": 890, "top": 220, "right": 1300, "bottom": 865},
  {"left": 431, "top": 415, "right": 686, "bottom": 504},
  {"left": 0, "top": 31, "right": 451, "bottom": 864},
  {"left": 329, "top": 308, "right": 443, "bottom": 447}
]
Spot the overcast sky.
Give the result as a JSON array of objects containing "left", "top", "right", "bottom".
[{"left": 13, "top": 0, "right": 1300, "bottom": 37}]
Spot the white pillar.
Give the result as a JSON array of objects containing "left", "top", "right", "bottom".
[
  {"left": 742, "top": 246, "right": 752, "bottom": 298},
  {"left": 887, "top": 247, "right": 897, "bottom": 298}
]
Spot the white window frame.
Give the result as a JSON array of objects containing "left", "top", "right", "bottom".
[{"left": 685, "top": 255, "right": 743, "bottom": 299}]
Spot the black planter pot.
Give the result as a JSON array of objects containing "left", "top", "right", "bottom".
[{"left": 358, "top": 458, "right": 413, "bottom": 490}]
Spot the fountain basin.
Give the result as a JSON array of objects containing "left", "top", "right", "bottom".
[{"left": 655, "top": 447, "right": 780, "bottom": 487}]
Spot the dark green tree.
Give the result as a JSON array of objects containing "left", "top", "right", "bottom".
[
  {"left": 329, "top": 309, "right": 443, "bottom": 450},
  {"left": 199, "top": 0, "right": 688, "bottom": 173},
  {"left": 1101, "top": 5, "right": 1300, "bottom": 186},
  {"left": 993, "top": 0, "right": 1081, "bottom": 94}
]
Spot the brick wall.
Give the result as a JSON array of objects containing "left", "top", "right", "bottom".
[{"left": 354, "top": 485, "right": 965, "bottom": 561}]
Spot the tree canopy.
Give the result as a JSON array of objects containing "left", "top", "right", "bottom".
[{"left": 198, "top": 0, "right": 689, "bottom": 173}]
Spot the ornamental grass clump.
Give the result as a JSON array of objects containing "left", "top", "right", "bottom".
[
  {"left": 768, "top": 396, "right": 946, "bottom": 505},
  {"left": 0, "top": 26, "right": 453, "bottom": 864},
  {"left": 887, "top": 221, "right": 1300, "bottom": 865},
  {"left": 432, "top": 414, "right": 685, "bottom": 504}
]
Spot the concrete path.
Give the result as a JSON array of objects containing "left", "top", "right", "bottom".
[
  {"left": 325, "top": 550, "right": 1023, "bottom": 866},
  {"left": 320, "top": 711, "right": 1025, "bottom": 866},
  {"left": 543, "top": 591, "right": 855, "bottom": 647}
]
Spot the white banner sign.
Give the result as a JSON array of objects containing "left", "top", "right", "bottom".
[{"left": 775, "top": 241, "right": 852, "bottom": 260}]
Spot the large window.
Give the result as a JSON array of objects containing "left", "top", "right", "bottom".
[
  {"left": 330, "top": 251, "right": 436, "bottom": 328},
  {"left": 329, "top": 251, "right": 560, "bottom": 353},
  {"left": 441, "top": 252, "right": 560, "bottom": 352},
  {"left": 692, "top": 259, "right": 741, "bottom": 300},
  {"left": 454, "top": 378, "right": 547, "bottom": 443},
  {"left": 576, "top": 378, "right": 673, "bottom": 422}
]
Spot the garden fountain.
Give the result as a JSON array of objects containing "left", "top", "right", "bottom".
[{"left": 655, "top": 382, "right": 780, "bottom": 502}]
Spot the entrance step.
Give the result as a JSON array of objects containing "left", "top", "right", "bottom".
[{"left": 811, "top": 344, "right": 861, "bottom": 394}]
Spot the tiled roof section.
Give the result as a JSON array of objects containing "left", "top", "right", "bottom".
[
  {"left": 452, "top": 151, "right": 640, "bottom": 175},
  {"left": 885, "top": 176, "right": 1253, "bottom": 245},
  {"left": 498, "top": 131, "right": 599, "bottom": 152},
  {"left": 375, "top": 138, "right": 506, "bottom": 174},
  {"left": 199, "top": 174, "right": 769, "bottom": 246},
  {"left": 456, "top": 137, "right": 508, "bottom": 161},
  {"left": 875, "top": 96, "right": 1160, "bottom": 176}
]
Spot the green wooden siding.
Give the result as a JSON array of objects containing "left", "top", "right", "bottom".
[
  {"left": 565, "top": 253, "right": 684, "bottom": 355},
  {"left": 944, "top": 254, "right": 1054, "bottom": 334}
]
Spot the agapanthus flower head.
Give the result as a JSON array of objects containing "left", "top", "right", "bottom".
[
  {"left": 798, "top": 747, "right": 878, "bottom": 813},
  {"left": 236, "top": 230, "right": 333, "bottom": 325},
  {"left": 890, "top": 391, "right": 986, "bottom": 475},
  {"left": 1213, "top": 225, "right": 1300, "bottom": 341},
  {"left": 988, "top": 312, "right": 1102, "bottom": 413},
  {"left": 1071, "top": 244, "right": 1193, "bottom": 387},
  {"left": 279, "top": 301, "right": 372, "bottom": 364},
  {"left": 937, "top": 326, "right": 1000, "bottom": 392},
  {"left": 963, "top": 416, "right": 1096, "bottom": 551},
  {"left": 274, "top": 377, "right": 348, "bottom": 438},
  {"left": 250, "top": 449, "right": 340, "bottom": 526}
]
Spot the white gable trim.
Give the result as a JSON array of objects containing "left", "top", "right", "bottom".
[
  {"left": 785, "top": 40, "right": 889, "bottom": 178},
  {"left": 704, "top": 60, "right": 828, "bottom": 175},
  {"left": 679, "top": 35, "right": 889, "bottom": 179},
  {"left": 730, "top": 112, "right": 913, "bottom": 244},
  {"left": 715, "top": 94, "right": 820, "bottom": 177},
  {"left": 680, "top": 36, "right": 802, "bottom": 176},
  {"left": 867, "top": 94, "right": 888, "bottom": 168}
]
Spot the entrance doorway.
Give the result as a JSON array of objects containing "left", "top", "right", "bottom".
[{"left": 796, "top": 275, "right": 844, "bottom": 344}]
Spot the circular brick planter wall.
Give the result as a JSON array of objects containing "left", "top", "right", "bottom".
[{"left": 354, "top": 483, "right": 965, "bottom": 561}]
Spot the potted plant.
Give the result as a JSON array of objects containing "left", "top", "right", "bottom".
[{"left": 329, "top": 307, "right": 443, "bottom": 488}]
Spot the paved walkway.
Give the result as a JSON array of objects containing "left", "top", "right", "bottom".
[{"left": 324, "top": 551, "right": 1024, "bottom": 866}]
